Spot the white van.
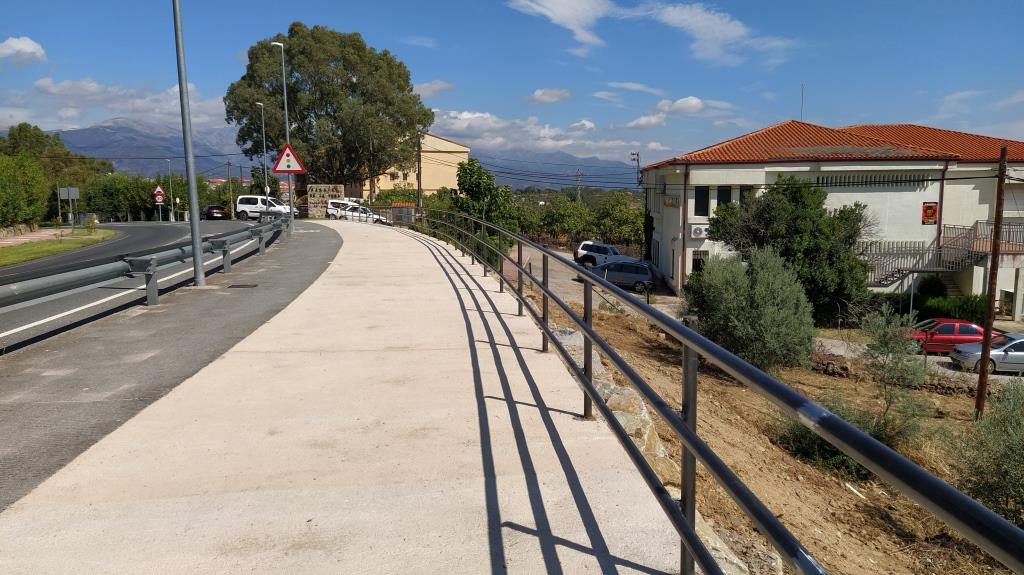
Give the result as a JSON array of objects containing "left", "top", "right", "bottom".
[
  {"left": 235, "top": 195, "right": 295, "bottom": 220},
  {"left": 326, "top": 199, "right": 359, "bottom": 219}
]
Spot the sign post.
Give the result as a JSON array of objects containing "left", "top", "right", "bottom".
[
  {"left": 58, "top": 187, "right": 80, "bottom": 231},
  {"left": 154, "top": 185, "right": 166, "bottom": 222},
  {"left": 272, "top": 144, "right": 306, "bottom": 229}
]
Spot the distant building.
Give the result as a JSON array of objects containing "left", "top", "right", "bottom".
[
  {"left": 643, "top": 121, "right": 1024, "bottom": 311},
  {"left": 346, "top": 132, "right": 470, "bottom": 199}
]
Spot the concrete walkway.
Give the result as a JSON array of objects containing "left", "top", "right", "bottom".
[
  {"left": 0, "top": 227, "right": 70, "bottom": 246},
  {"left": 0, "top": 221, "right": 678, "bottom": 574}
]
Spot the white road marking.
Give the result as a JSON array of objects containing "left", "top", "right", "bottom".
[{"left": 0, "top": 241, "right": 256, "bottom": 340}]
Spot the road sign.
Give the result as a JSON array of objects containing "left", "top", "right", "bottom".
[
  {"left": 58, "top": 187, "right": 80, "bottom": 200},
  {"left": 154, "top": 185, "right": 166, "bottom": 205},
  {"left": 272, "top": 143, "right": 306, "bottom": 174}
]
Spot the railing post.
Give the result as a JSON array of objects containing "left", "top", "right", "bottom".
[
  {"left": 680, "top": 344, "right": 698, "bottom": 575},
  {"left": 127, "top": 256, "right": 159, "bottom": 306},
  {"left": 211, "top": 239, "right": 231, "bottom": 273},
  {"left": 583, "top": 279, "right": 594, "bottom": 419},
  {"left": 258, "top": 230, "right": 267, "bottom": 255},
  {"left": 469, "top": 219, "right": 476, "bottom": 266},
  {"left": 542, "top": 254, "right": 550, "bottom": 352},
  {"left": 497, "top": 233, "right": 503, "bottom": 291},
  {"left": 517, "top": 240, "right": 524, "bottom": 316}
]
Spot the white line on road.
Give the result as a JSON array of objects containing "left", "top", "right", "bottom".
[{"left": 0, "top": 241, "right": 256, "bottom": 340}]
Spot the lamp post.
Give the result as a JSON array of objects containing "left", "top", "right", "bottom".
[
  {"left": 165, "top": 158, "right": 176, "bottom": 222},
  {"left": 270, "top": 40, "right": 294, "bottom": 235},
  {"left": 256, "top": 102, "right": 269, "bottom": 220}
]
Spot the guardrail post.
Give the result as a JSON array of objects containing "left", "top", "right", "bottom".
[
  {"left": 211, "top": 239, "right": 231, "bottom": 273},
  {"left": 517, "top": 240, "right": 524, "bottom": 316},
  {"left": 583, "top": 279, "right": 594, "bottom": 419},
  {"left": 542, "top": 254, "right": 549, "bottom": 352},
  {"left": 497, "top": 234, "right": 504, "bottom": 292},
  {"left": 257, "top": 229, "right": 266, "bottom": 256},
  {"left": 127, "top": 256, "right": 159, "bottom": 306},
  {"left": 680, "top": 344, "right": 699, "bottom": 575}
]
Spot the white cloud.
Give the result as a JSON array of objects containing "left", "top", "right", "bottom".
[
  {"left": 932, "top": 90, "right": 983, "bottom": 120},
  {"left": 0, "top": 106, "right": 32, "bottom": 127},
  {"left": 414, "top": 80, "right": 454, "bottom": 99},
  {"left": 646, "top": 141, "right": 669, "bottom": 151},
  {"left": 997, "top": 89, "right": 1024, "bottom": 108},
  {"left": 529, "top": 87, "right": 571, "bottom": 104},
  {"left": 433, "top": 108, "right": 644, "bottom": 160},
  {"left": 761, "top": 91, "right": 778, "bottom": 102},
  {"left": 0, "top": 36, "right": 46, "bottom": 65},
  {"left": 607, "top": 81, "right": 665, "bottom": 96},
  {"left": 508, "top": 1, "right": 795, "bottom": 66},
  {"left": 400, "top": 35, "right": 438, "bottom": 49},
  {"left": 57, "top": 107, "right": 80, "bottom": 121},
  {"left": 592, "top": 90, "right": 621, "bottom": 104},
  {"left": 622, "top": 113, "right": 667, "bottom": 129},
  {"left": 656, "top": 96, "right": 705, "bottom": 114},
  {"left": 569, "top": 118, "right": 596, "bottom": 131}
]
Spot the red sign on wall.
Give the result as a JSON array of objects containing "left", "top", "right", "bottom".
[{"left": 922, "top": 202, "right": 938, "bottom": 225}]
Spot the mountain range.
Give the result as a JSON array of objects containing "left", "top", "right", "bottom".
[{"left": 21, "top": 118, "right": 637, "bottom": 189}]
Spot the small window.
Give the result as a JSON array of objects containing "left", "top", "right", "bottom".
[
  {"left": 935, "top": 324, "right": 956, "bottom": 335},
  {"left": 608, "top": 246, "right": 621, "bottom": 256},
  {"left": 959, "top": 325, "right": 982, "bottom": 336},
  {"left": 716, "top": 186, "right": 731, "bottom": 206},
  {"left": 390, "top": 172, "right": 399, "bottom": 181},
  {"left": 694, "top": 186, "right": 710, "bottom": 217},
  {"left": 692, "top": 250, "right": 709, "bottom": 274},
  {"left": 1006, "top": 341, "right": 1024, "bottom": 352},
  {"left": 740, "top": 185, "right": 753, "bottom": 205}
]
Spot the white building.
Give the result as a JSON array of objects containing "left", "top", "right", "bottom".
[{"left": 642, "top": 121, "right": 1024, "bottom": 309}]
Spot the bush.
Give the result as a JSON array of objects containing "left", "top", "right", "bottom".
[
  {"left": 775, "top": 393, "right": 925, "bottom": 481},
  {"left": 686, "top": 248, "right": 815, "bottom": 370},
  {"left": 959, "top": 381, "right": 1024, "bottom": 527},
  {"left": 916, "top": 274, "right": 947, "bottom": 303},
  {"left": 919, "top": 295, "right": 986, "bottom": 324}
]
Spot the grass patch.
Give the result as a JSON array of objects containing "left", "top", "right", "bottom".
[
  {"left": 0, "top": 229, "right": 117, "bottom": 267},
  {"left": 818, "top": 327, "right": 869, "bottom": 344}
]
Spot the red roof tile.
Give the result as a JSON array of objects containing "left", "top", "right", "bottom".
[
  {"left": 645, "top": 120, "right": 955, "bottom": 169},
  {"left": 840, "top": 124, "right": 1024, "bottom": 163}
]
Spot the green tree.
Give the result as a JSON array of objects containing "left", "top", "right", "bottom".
[
  {"left": 686, "top": 248, "right": 816, "bottom": 370},
  {"left": 541, "top": 195, "right": 594, "bottom": 243},
  {"left": 593, "top": 191, "right": 643, "bottom": 245},
  {"left": 960, "top": 381, "right": 1024, "bottom": 527},
  {"left": 0, "top": 155, "right": 48, "bottom": 226},
  {"left": 451, "top": 159, "right": 519, "bottom": 230},
  {"left": 224, "top": 22, "right": 433, "bottom": 188},
  {"left": 709, "top": 175, "right": 869, "bottom": 324}
]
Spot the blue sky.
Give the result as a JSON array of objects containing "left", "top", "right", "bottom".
[{"left": 2, "top": 0, "right": 1023, "bottom": 163}]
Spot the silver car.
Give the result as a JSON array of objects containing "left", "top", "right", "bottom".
[
  {"left": 951, "top": 333, "right": 1024, "bottom": 374},
  {"left": 592, "top": 261, "right": 654, "bottom": 293}
]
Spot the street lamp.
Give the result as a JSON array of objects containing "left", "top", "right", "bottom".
[
  {"left": 270, "top": 40, "right": 293, "bottom": 235},
  {"left": 165, "top": 158, "right": 176, "bottom": 222},
  {"left": 256, "top": 102, "right": 269, "bottom": 219}
]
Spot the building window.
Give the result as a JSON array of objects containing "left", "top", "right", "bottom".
[
  {"left": 692, "top": 250, "right": 709, "bottom": 274},
  {"left": 694, "top": 186, "right": 710, "bottom": 217},
  {"left": 740, "top": 185, "right": 753, "bottom": 205},
  {"left": 653, "top": 239, "right": 660, "bottom": 267},
  {"left": 390, "top": 172, "right": 399, "bottom": 182},
  {"left": 716, "top": 186, "right": 731, "bottom": 207}
]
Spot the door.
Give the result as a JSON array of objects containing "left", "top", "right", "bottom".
[
  {"left": 928, "top": 323, "right": 957, "bottom": 353},
  {"left": 955, "top": 323, "right": 984, "bottom": 346},
  {"left": 998, "top": 340, "right": 1024, "bottom": 372},
  {"left": 604, "top": 264, "right": 625, "bottom": 285}
]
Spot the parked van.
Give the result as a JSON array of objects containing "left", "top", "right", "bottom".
[
  {"left": 326, "top": 199, "right": 359, "bottom": 219},
  {"left": 235, "top": 195, "right": 296, "bottom": 220}
]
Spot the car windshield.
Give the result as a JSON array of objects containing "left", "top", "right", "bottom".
[
  {"left": 994, "top": 335, "right": 1015, "bottom": 348},
  {"left": 913, "top": 319, "right": 938, "bottom": 331},
  {"left": 608, "top": 246, "right": 621, "bottom": 255},
  {"left": 268, "top": 198, "right": 282, "bottom": 207}
]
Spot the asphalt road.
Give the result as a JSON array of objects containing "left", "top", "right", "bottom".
[
  {"left": 0, "top": 221, "right": 250, "bottom": 283},
  {"left": 0, "top": 221, "right": 342, "bottom": 511}
]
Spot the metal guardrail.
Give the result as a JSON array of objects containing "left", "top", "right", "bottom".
[
  {"left": 0, "top": 216, "right": 289, "bottom": 310},
  {"left": 403, "top": 209, "right": 1024, "bottom": 575}
]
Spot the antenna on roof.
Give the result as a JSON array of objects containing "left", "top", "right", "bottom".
[{"left": 800, "top": 83, "right": 805, "bottom": 121}]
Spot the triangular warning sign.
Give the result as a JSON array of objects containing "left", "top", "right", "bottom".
[
  {"left": 154, "top": 185, "right": 164, "bottom": 194},
  {"left": 272, "top": 143, "right": 307, "bottom": 174}
]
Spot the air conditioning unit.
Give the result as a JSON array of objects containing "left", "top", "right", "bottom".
[{"left": 690, "top": 224, "right": 710, "bottom": 239}]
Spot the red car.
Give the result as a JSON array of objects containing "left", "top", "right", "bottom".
[{"left": 912, "top": 318, "right": 988, "bottom": 354}]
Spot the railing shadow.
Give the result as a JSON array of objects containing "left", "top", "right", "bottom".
[{"left": 396, "top": 227, "right": 671, "bottom": 575}]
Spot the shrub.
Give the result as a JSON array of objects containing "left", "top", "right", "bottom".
[
  {"left": 919, "top": 295, "right": 986, "bottom": 324},
  {"left": 686, "top": 248, "right": 815, "bottom": 370},
  {"left": 959, "top": 381, "right": 1024, "bottom": 527},
  {"left": 916, "top": 274, "right": 947, "bottom": 303}
]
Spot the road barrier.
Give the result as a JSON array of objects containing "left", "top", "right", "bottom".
[
  {"left": 407, "top": 209, "right": 1024, "bottom": 575},
  {"left": 0, "top": 216, "right": 288, "bottom": 310}
]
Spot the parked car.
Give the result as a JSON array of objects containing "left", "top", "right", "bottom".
[
  {"left": 343, "top": 205, "right": 390, "bottom": 224},
  {"left": 574, "top": 241, "right": 638, "bottom": 268},
  {"left": 235, "top": 195, "right": 297, "bottom": 220},
  {"left": 592, "top": 261, "right": 654, "bottom": 293},
  {"left": 201, "top": 205, "right": 227, "bottom": 220},
  {"left": 911, "top": 318, "right": 990, "bottom": 354},
  {"left": 326, "top": 199, "right": 359, "bottom": 219},
  {"left": 951, "top": 333, "right": 1024, "bottom": 374}
]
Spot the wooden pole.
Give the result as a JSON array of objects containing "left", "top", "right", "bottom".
[{"left": 975, "top": 145, "right": 1009, "bottom": 419}]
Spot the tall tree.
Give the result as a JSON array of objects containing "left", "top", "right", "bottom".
[
  {"left": 224, "top": 22, "right": 434, "bottom": 188},
  {"left": 452, "top": 159, "right": 519, "bottom": 230},
  {"left": 708, "top": 176, "right": 869, "bottom": 324}
]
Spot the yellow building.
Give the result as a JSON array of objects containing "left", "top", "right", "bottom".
[{"left": 346, "top": 132, "right": 470, "bottom": 199}]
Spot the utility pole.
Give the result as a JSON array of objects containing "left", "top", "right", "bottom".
[
  {"left": 368, "top": 126, "right": 376, "bottom": 203},
  {"left": 172, "top": 0, "right": 206, "bottom": 286},
  {"left": 976, "top": 145, "right": 1009, "bottom": 419},
  {"left": 226, "top": 160, "right": 233, "bottom": 218},
  {"left": 416, "top": 132, "right": 423, "bottom": 210},
  {"left": 575, "top": 168, "right": 583, "bottom": 202},
  {"left": 271, "top": 41, "right": 293, "bottom": 235},
  {"left": 166, "top": 158, "right": 176, "bottom": 222}
]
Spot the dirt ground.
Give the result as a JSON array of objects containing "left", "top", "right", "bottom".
[{"left": 523, "top": 284, "right": 1011, "bottom": 575}]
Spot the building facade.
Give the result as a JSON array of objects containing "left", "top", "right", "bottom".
[
  {"left": 642, "top": 121, "right": 1024, "bottom": 310},
  {"left": 347, "top": 132, "right": 470, "bottom": 199}
]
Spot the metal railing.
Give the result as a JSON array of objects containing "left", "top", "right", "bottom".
[
  {"left": 405, "top": 209, "right": 1024, "bottom": 575},
  {"left": 0, "top": 216, "right": 289, "bottom": 310},
  {"left": 858, "top": 238, "right": 988, "bottom": 287}
]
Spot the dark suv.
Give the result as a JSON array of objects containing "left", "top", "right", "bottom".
[{"left": 201, "top": 205, "right": 227, "bottom": 220}]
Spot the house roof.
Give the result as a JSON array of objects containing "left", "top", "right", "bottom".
[
  {"left": 425, "top": 132, "right": 470, "bottom": 150},
  {"left": 644, "top": 120, "right": 956, "bottom": 169},
  {"left": 840, "top": 124, "right": 1024, "bottom": 163}
]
